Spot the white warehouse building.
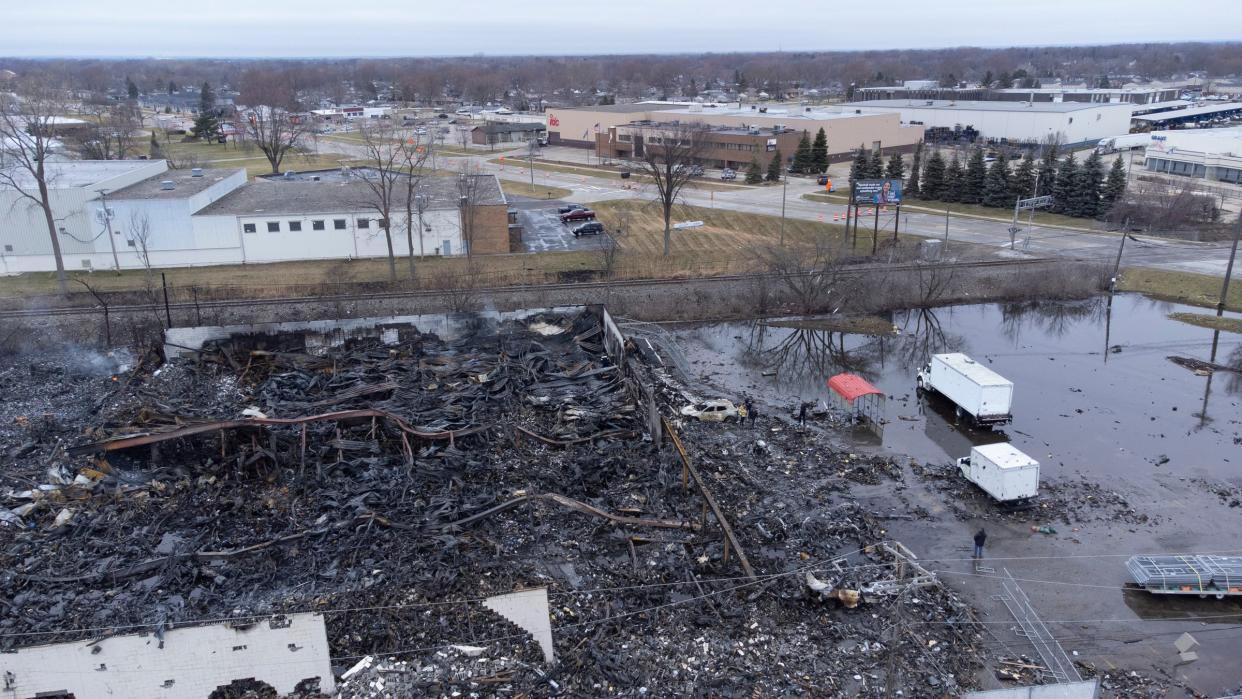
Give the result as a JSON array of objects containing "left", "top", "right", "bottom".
[
  {"left": 841, "top": 100, "right": 1133, "bottom": 147},
  {"left": 0, "top": 160, "right": 509, "bottom": 274},
  {"left": 1142, "top": 127, "right": 1242, "bottom": 185}
]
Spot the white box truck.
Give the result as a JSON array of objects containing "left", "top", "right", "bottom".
[
  {"left": 916, "top": 353, "right": 1013, "bottom": 425},
  {"left": 957, "top": 443, "right": 1040, "bottom": 502}
]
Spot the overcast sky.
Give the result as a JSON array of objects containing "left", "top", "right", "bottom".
[{"left": 4, "top": 0, "right": 1240, "bottom": 58}]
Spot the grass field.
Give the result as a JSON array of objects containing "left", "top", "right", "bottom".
[
  {"left": 1118, "top": 267, "right": 1241, "bottom": 312},
  {"left": 159, "top": 138, "right": 359, "bottom": 176},
  {"left": 498, "top": 180, "right": 573, "bottom": 200},
  {"left": 490, "top": 159, "right": 758, "bottom": 193},
  {"left": 801, "top": 192, "right": 1091, "bottom": 229},
  {"left": 1168, "top": 312, "right": 1242, "bottom": 335},
  {"left": 590, "top": 199, "right": 898, "bottom": 274}
]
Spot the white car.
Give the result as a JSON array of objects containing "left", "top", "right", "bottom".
[{"left": 680, "top": 399, "right": 739, "bottom": 422}]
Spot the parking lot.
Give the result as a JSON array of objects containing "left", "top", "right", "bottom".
[{"left": 511, "top": 200, "right": 610, "bottom": 253}]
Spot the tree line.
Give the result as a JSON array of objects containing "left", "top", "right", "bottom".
[{"left": 881, "top": 142, "right": 1129, "bottom": 220}]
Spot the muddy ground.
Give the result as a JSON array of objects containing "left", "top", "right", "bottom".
[
  {"left": 657, "top": 293, "right": 1242, "bottom": 698},
  {"left": 1, "top": 309, "right": 1002, "bottom": 698}
]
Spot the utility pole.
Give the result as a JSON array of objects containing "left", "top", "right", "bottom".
[
  {"left": 871, "top": 201, "right": 880, "bottom": 255},
  {"left": 1110, "top": 219, "right": 1129, "bottom": 294},
  {"left": 779, "top": 171, "right": 788, "bottom": 246},
  {"left": 1217, "top": 213, "right": 1240, "bottom": 315},
  {"left": 96, "top": 189, "right": 121, "bottom": 270}
]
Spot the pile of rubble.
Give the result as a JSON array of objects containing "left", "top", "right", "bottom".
[{"left": 0, "top": 309, "right": 994, "bottom": 697}]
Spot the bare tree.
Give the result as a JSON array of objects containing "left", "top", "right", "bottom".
[
  {"left": 238, "top": 70, "right": 312, "bottom": 174},
  {"left": 397, "top": 136, "right": 432, "bottom": 279},
  {"left": 760, "top": 235, "right": 856, "bottom": 315},
  {"left": 630, "top": 122, "right": 708, "bottom": 256},
  {"left": 0, "top": 81, "right": 72, "bottom": 293},
  {"left": 73, "top": 103, "right": 142, "bottom": 160},
  {"left": 355, "top": 122, "right": 404, "bottom": 281},
  {"left": 456, "top": 161, "right": 486, "bottom": 258}
]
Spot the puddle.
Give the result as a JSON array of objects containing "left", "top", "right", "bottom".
[{"left": 670, "top": 294, "right": 1242, "bottom": 487}]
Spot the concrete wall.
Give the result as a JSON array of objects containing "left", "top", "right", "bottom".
[
  {"left": 0, "top": 613, "right": 334, "bottom": 699},
  {"left": 846, "top": 103, "right": 1132, "bottom": 145}
]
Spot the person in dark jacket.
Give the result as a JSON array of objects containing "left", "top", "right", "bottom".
[
  {"left": 973, "top": 528, "right": 987, "bottom": 559},
  {"left": 797, "top": 402, "right": 809, "bottom": 427}
]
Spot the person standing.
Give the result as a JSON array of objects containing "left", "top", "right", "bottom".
[
  {"left": 748, "top": 400, "right": 758, "bottom": 428},
  {"left": 797, "top": 401, "right": 809, "bottom": 427},
  {"left": 973, "top": 528, "right": 987, "bottom": 559}
]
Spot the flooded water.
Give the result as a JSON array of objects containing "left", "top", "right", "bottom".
[
  {"left": 669, "top": 294, "right": 1242, "bottom": 487},
  {"left": 665, "top": 294, "right": 1242, "bottom": 695}
]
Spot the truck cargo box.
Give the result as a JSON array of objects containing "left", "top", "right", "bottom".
[
  {"left": 918, "top": 353, "right": 1013, "bottom": 425},
  {"left": 957, "top": 443, "right": 1039, "bottom": 502}
]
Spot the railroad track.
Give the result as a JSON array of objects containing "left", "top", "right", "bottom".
[{"left": 0, "top": 257, "right": 1060, "bottom": 320}]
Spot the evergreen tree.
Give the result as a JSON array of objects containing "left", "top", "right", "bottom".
[
  {"left": 735, "top": 70, "right": 747, "bottom": 92},
  {"left": 962, "top": 148, "right": 987, "bottom": 204},
  {"left": 1052, "top": 153, "right": 1079, "bottom": 215},
  {"left": 1100, "top": 155, "right": 1128, "bottom": 215},
  {"left": 766, "top": 150, "right": 783, "bottom": 182},
  {"left": 791, "top": 131, "right": 813, "bottom": 174},
  {"left": 996, "top": 71, "right": 1013, "bottom": 89},
  {"left": 944, "top": 154, "right": 965, "bottom": 203},
  {"left": 126, "top": 76, "right": 139, "bottom": 100},
  {"left": 981, "top": 70, "right": 994, "bottom": 88},
  {"left": 906, "top": 141, "right": 923, "bottom": 198},
  {"left": 745, "top": 158, "right": 764, "bottom": 185},
  {"left": 921, "top": 149, "right": 946, "bottom": 200},
  {"left": 849, "top": 144, "right": 868, "bottom": 183},
  {"left": 192, "top": 81, "right": 219, "bottom": 141},
  {"left": 686, "top": 77, "right": 698, "bottom": 98},
  {"left": 810, "top": 128, "right": 829, "bottom": 174},
  {"left": 983, "top": 155, "right": 1011, "bottom": 208},
  {"left": 167, "top": 80, "right": 177, "bottom": 95},
  {"left": 1037, "top": 140, "right": 1060, "bottom": 197},
  {"left": 1010, "top": 151, "right": 1036, "bottom": 202},
  {"left": 885, "top": 152, "right": 905, "bottom": 182},
  {"left": 149, "top": 132, "right": 164, "bottom": 160},
  {"left": 866, "top": 148, "right": 884, "bottom": 179},
  {"left": 1074, "top": 151, "right": 1105, "bottom": 219}
]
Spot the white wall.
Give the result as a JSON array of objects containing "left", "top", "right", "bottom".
[
  {"left": 230, "top": 208, "right": 464, "bottom": 264},
  {"left": 853, "top": 104, "right": 1131, "bottom": 145},
  {"left": 0, "top": 613, "right": 333, "bottom": 699}
]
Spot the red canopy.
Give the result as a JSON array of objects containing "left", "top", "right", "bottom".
[{"left": 827, "top": 373, "right": 882, "bottom": 403}]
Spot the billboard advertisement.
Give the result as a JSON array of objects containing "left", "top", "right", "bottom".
[{"left": 853, "top": 179, "right": 903, "bottom": 205}]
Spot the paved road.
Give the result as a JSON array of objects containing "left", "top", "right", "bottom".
[{"left": 322, "top": 139, "right": 1237, "bottom": 276}]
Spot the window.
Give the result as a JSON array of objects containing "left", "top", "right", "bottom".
[
  {"left": 312, "top": 220, "right": 325, "bottom": 230},
  {"left": 357, "top": 218, "right": 370, "bottom": 229},
  {"left": 378, "top": 218, "right": 389, "bottom": 229},
  {"left": 3, "top": 244, "right": 12, "bottom": 252},
  {"left": 1068, "top": 117, "right": 1073, "bottom": 124},
  {"left": 243, "top": 223, "right": 256, "bottom": 233},
  {"left": 126, "top": 239, "right": 136, "bottom": 247},
  {"left": 266, "top": 221, "right": 280, "bottom": 232},
  {"left": 334, "top": 219, "right": 347, "bottom": 230},
  {"left": 618, "top": 134, "right": 632, "bottom": 143},
  {"left": 288, "top": 221, "right": 302, "bottom": 232}
]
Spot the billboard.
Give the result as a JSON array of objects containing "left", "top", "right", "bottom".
[{"left": 853, "top": 179, "right": 903, "bottom": 205}]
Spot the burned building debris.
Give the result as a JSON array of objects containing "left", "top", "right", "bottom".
[{"left": 0, "top": 307, "right": 997, "bottom": 697}]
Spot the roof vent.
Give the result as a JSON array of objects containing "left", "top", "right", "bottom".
[
  {"left": 159, "top": 180, "right": 175, "bottom": 191},
  {"left": 191, "top": 167, "right": 204, "bottom": 177},
  {"left": 311, "top": 175, "right": 320, "bottom": 181}
]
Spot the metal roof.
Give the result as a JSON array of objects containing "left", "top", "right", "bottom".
[
  {"left": 934, "top": 353, "right": 1013, "bottom": 387},
  {"left": 844, "top": 99, "right": 1130, "bottom": 113},
  {"left": 0, "top": 160, "right": 158, "bottom": 190},
  {"left": 195, "top": 173, "right": 505, "bottom": 217},
  {"left": 963, "top": 680, "right": 1099, "bottom": 699},
  {"left": 827, "top": 373, "right": 883, "bottom": 402},
  {"left": 1133, "top": 101, "right": 1242, "bottom": 122},
  {"left": 107, "top": 168, "right": 243, "bottom": 200},
  {"left": 973, "top": 443, "right": 1038, "bottom": 470}
]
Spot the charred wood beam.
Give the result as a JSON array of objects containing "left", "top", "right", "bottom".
[
  {"left": 513, "top": 425, "right": 638, "bottom": 446},
  {"left": 662, "top": 416, "right": 756, "bottom": 580},
  {"left": 441, "top": 493, "right": 700, "bottom": 531},
  {"left": 67, "top": 409, "right": 485, "bottom": 456}
]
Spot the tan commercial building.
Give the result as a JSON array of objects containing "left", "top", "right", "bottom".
[
  {"left": 546, "top": 102, "right": 924, "bottom": 161},
  {"left": 596, "top": 123, "right": 806, "bottom": 171}
]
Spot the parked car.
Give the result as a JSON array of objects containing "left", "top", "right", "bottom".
[
  {"left": 572, "top": 221, "right": 605, "bottom": 237},
  {"left": 674, "top": 164, "right": 704, "bottom": 177},
  {"left": 720, "top": 168, "right": 737, "bottom": 180},
  {"left": 537, "top": 137, "right": 549, "bottom": 146},
  {"left": 680, "top": 399, "right": 739, "bottom": 423},
  {"left": 560, "top": 208, "right": 596, "bottom": 223},
  {"left": 557, "top": 203, "right": 587, "bottom": 215}
]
